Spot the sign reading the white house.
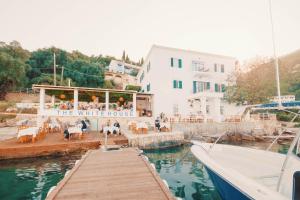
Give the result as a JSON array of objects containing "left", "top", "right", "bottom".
[{"left": 40, "top": 110, "right": 136, "bottom": 117}]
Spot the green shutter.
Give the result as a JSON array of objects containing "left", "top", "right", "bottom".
[
  {"left": 179, "top": 59, "right": 182, "bottom": 68},
  {"left": 215, "top": 84, "right": 218, "bottom": 92},
  {"left": 193, "top": 81, "right": 197, "bottom": 93},
  {"left": 173, "top": 80, "right": 177, "bottom": 88},
  {"left": 179, "top": 81, "right": 182, "bottom": 89},
  {"left": 221, "top": 84, "right": 225, "bottom": 92},
  {"left": 171, "top": 58, "right": 174, "bottom": 67},
  {"left": 207, "top": 82, "right": 210, "bottom": 90}
]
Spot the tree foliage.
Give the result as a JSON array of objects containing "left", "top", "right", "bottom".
[
  {"left": 225, "top": 52, "right": 300, "bottom": 105},
  {"left": 0, "top": 41, "right": 30, "bottom": 99}
]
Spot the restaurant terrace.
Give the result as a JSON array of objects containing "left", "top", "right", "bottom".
[{"left": 32, "top": 84, "right": 153, "bottom": 118}]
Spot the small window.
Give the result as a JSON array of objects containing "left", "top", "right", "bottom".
[
  {"left": 206, "top": 82, "right": 210, "bottom": 90},
  {"left": 215, "top": 83, "right": 219, "bottom": 92},
  {"left": 147, "top": 62, "right": 151, "bottom": 72},
  {"left": 171, "top": 57, "right": 182, "bottom": 68},
  {"left": 140, "top": 71, "right": 144, "bottom": 83},
  {"left": 173, "top": 80, "right": 177, "bottom": 88},
  {"left": 221, "top": 84, "right": 226, "bottom": 92},
  {"left": 147, "top": 84, "right": 150, "bottom": 92},
  {"left": 214, "top": 64, "right": 217, "bottom": 72},
  {"left": 220, "top": 106, "right": 224, "bottom": 115},
  {"left": 178, "top": 59, "right": 182, "bottom": 68},
  {"left": 173, "top": 104, "right": 179, "bottom": 115},
  {"left": 178, "top": 81, "right": 183, "bottom": 89},
  {"left": 206, "top": 105, "right": 210, "bottom": 114},
  {"left": 173, "top": 80, "right": 183, "bottom": 89},
  {"left": 221, "top": 64, "right": 225, "bottom": 73}
]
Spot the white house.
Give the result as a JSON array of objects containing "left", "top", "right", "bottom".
[
  {"left": 105, "top": 60, "right": 141, "bottom": 89},
  {"left": 270, "top": 95, "right": 296, "bottom": 103},
  {"left": 137, "top": 45, "right": 238, "bottom": 122}
]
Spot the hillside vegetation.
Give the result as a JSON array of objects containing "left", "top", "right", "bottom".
[
  {"left": 225, "top": 49, "right": 300, "bottom": 104},
  {"left": 0, "top": 41, "right": 141, "bottom": 100}
]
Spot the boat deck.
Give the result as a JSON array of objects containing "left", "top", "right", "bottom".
[{"left": 46, "top": 148, "right": 174, "bottom": 200}]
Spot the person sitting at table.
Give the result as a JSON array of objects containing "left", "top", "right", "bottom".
[
  {"left": 113, "top": 120, "right": 121, "bottom": 135},
  {"left": 81, "top": 120, "right": 88, "bottom": 133},
  {"left": 64, "top": 129, "right": 70, "bottom": 140},
  {"left": 103, "top": 119, "right": 111, "bottom": 135},
  {"left": 155, "top": 117, "right": 161, "bottom": 132}
]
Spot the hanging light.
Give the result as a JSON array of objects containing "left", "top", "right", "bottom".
[
  {"left": 60, "top": 94, "right": 66, "bottom": 99},
  {"left": 92, "top": 95, "right": 97, "bottom": 100}
]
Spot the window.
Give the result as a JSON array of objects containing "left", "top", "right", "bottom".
[
  {"left": 178, "top": 81, "right": 182, "bottom": 89},
  {"left": 147, "top": 84, "right": 150, "bottom": 92},
  {"left": 140, "top": 71, "right": 144, "bottom": 83},
  {"left": 214, "top": 63, "right": 217, "bottom": 72},
  {"left": 221, "top": 84, "right": 226, "bottom": 92},
  {"left": 192, "top": 61, "right": 206, "bottom": 72},
  {"left": 173, "top": 80, "right": 183, "bottom": 89},
  {"left": 173, "top": 104, "right": 179, "bottom": 115},
  {"left": 221, "top": 64, "right": 225, "bottom": 73},
  {"left": 206, "top": 105, "right": 210, "bottom": 114},
  {"left": 171, "top": 57, "right": 182, "bottom": 68},
  {"left": 147, "top": 62, "right": 151, "bottom": 72},
  {"left": 193, "top": 81, "right": 211, "bottom": 93},
  {"left": 179, "top": 59, "right": 182, "bottom": 68},
  {"left": 214, "top": 83, "right": 225, "bottom": 93},
  {"left": 215, "top": 83, "right": 220, "bottom": 92},
  {"left": 220, "top": 106, "right": 224, "bottom": 115}
]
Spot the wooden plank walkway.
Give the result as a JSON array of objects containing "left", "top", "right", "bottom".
[{"left": 47, "top": 148, "right": 174, "bottom": 200}]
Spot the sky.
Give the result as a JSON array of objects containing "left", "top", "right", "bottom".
[{"left": 0, "top": 0, "right": 299, "bottom": 62}]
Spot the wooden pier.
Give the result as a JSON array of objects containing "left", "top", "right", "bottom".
[{"left": 46, "top": 148, "right": 174, "bottom": 200}]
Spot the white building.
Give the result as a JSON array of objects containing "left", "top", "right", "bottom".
[
  {"left": 137, "top": 45, "right": 238, "bottom": 122},
  {"left": 270, "top": 95, "right": 296, "bottom": 103},
  {"left": 105, "top": 60, "right": 141, "bottom": 89}
]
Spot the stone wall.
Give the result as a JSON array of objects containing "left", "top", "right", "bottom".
[
  {"left": 125, "top": 131, "right": 185, "bottom": 149},
  {"left": 5, "top": 92, "right": 51, "bottom": 103},
  {"left": 172, "top": 121, "right": 281, "bottom": 139}
]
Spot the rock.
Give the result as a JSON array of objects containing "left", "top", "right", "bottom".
[
  {"left": 241, "top": 134, "right": 255, "bottom": 142},
  {"left": 254, "top": 136, "right": 264, "bottom": 142},
  {"left": 0, "top": 122, "right": 7, "bottom": 128}
]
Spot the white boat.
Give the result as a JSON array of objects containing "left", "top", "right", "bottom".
[{"left": 191, "top": 132, "right": 300, "bottom": 200}]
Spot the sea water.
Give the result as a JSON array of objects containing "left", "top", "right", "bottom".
[
  {"left": 143, "top": 143, "right": 290, "bottom": 200},
  {"left": 0, "top": 143, "right": 289, "bottom": 200},
  {"left": 0, "top": 153, "right": 82, "bottom": 200}
]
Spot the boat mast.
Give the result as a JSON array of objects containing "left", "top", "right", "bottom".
[{"left": 268, "top": 0, "right": 282, "bottom": 108}]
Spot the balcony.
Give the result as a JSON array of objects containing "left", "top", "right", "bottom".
[{"left": 189, "top": 90, "right": 224, "bottom": 99}]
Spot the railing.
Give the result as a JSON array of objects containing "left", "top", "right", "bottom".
[{"left": 276, "top": 130, "right": 300, "bottom": 191}]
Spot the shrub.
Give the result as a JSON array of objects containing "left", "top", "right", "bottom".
[{"left": 125, "top": 85, "right": 141, "bottom": 92}]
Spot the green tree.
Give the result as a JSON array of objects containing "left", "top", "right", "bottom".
[
  {"left": 0, "top": 51, "right": 27, "bottom": 99},
  {"left": 103, "top": 80, "right": 115, "bottom": 89}
]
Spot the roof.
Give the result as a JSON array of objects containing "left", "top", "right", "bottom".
[
  {"left": 109, "top": 60, "right": 141, "bottom": 70},
  {"left": 151, "top": 44, "right": 236, "bottom": 60},
  {"left": 32, "top": 84, "right": 137, "bottom": 94}
]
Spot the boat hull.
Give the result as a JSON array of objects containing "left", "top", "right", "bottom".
[{"left": 205, "top": 167, "right": 252, "bottom": 200}]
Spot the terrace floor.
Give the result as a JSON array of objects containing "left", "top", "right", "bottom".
[{"left": 0, "top": 131, "right": 128, "bottom": 159}]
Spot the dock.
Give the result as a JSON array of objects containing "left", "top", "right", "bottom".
[{"left": 46, "top": 148, "right": 174, "bottom": 200}]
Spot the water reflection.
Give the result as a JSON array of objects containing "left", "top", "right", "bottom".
[
  {"left": 144, "top": 145, "right": 221, "bottom": 200},
  {"left": 0, "top": 153, "right": 83, "bottom": 200},
  {"left": 144, "top": 142, "right": 290, "bottom": 200}
]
